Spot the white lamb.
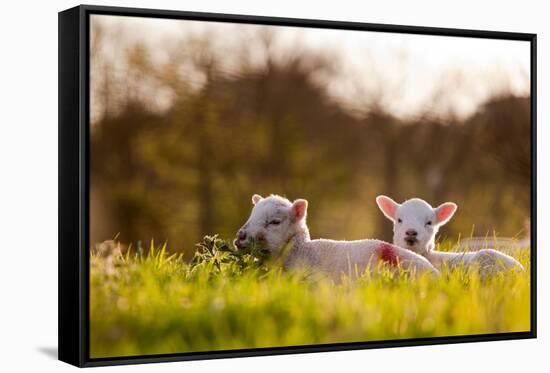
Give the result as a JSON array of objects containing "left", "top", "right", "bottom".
[
  {"left": 234, "top": 194, "right": 440, "bottom": 280},
  {"left": 375, "top": 195, "right": 525, "bottom": 274}
]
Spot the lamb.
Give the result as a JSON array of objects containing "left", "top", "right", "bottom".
[
  {"left": 234, "top": 194, "right": 440, "bottom": 280},
  {"left": 375, "top": 195, "right": 525, "bottom": 274}
]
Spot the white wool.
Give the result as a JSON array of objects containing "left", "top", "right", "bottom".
[
  {"left": 376, "top": 195, "right": 525, "bottom": 273},
  {"left": 235, "top": 194, "right": 439, "bottom": 280}
]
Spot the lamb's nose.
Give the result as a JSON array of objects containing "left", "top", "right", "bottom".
[
  {"left": 406, "top": 229, "right": 418, "bottom": 237},
  {"left": 237, "top": 230, "right": 247, "bottom": 241}
]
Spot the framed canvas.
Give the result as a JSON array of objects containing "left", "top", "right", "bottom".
[{"left": 58, "top": 4, "right": 537, "bottom": 367}]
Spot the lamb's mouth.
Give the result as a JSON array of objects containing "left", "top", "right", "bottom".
[
  {"left": 404, "top": 237, "right": 418, "bottom": 246},
  {"left": 233, "top": 239, "right": 247, "bottom": 250},
  {"left": 233, "top": 237, "right": 266, "bottom": 251}
]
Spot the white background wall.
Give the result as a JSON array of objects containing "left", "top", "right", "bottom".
[{"left": 0, "top": 0, "right": 546, "bottom": 371}]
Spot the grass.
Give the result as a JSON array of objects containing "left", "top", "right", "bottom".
[{"left": 89, "top": 236, "right": 531, "bottom": 358}]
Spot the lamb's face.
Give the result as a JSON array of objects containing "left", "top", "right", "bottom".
[
  {"left": 234, "top": 194, "right": 308, "bottom": 254},
  {"left": 393, "top": 199, "right": 439, "bottom": 253},
  {"left": 376, "top": 196, "right": 457, "bottom": 255}
]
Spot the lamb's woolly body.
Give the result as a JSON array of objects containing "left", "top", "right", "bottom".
[
  {"left": 285, "top": 238, "right": 438, "bottom": 277},
  {"left": 423, "top": 248, "right": 523, "bottom": 272},
  {"left": 376, "top": 195, "right": 524, "bottom": 273},
  {"left": 235, "top": 194, "right": 439, "bottom": 280}
]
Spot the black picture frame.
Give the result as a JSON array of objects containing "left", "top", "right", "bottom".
[{"left": 58, "top": 4, "right": 537, "bottom": 367}]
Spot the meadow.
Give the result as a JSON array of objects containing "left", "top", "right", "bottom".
[{"left": 89, "top": 236, "right": 530, "bottom": 358}]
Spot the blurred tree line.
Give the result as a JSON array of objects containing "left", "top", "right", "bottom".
[{"left": 90, "top": 21, "right": 530, "bottom": 255}]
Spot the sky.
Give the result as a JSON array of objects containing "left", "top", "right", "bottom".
[{"left": 91, "top": 15, "right": 530, "bottom": 120}]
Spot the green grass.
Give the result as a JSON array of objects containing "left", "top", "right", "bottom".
[{"left": 89, "top": 236, "right": 531, "bottom": 358}]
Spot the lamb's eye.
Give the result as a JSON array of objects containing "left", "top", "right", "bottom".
[
  {"left": 426, "top": 221, "right": 432, "bottom": 226},
  {"left": 397, "top": 218, "right": 402, "bottom": 223},
  {"left": 268, "top": 219, "right": 281, "bottom": 226}
]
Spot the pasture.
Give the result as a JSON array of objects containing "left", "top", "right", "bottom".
[{"left": 89, "top": 236, "right": 530, "bottom": 358}]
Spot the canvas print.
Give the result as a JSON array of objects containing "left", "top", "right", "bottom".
[{"left": 89, "top": 14, "right": 531, "bottom": 358}]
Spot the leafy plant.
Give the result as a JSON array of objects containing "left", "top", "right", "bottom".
[{"left": 190, "top": 235, "right": 271, "bottom": 277}]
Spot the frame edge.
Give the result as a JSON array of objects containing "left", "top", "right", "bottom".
[{"left": 58, "top": 5, "right": 85, "bottom": 368}]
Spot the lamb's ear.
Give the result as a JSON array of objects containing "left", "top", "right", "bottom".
[
  {"left": 252, "top": 194, "right": 263, "bottom": 205},
  {"left": 435, "top": 202, "right": 457, "bottom": 226},
  {"left": 291, "top": 199, "right": 308, "bottom": 222},
  {"left": 376, "top": 195, "right": 399, "bottom": 222}
]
